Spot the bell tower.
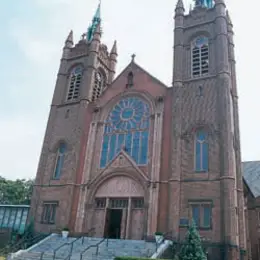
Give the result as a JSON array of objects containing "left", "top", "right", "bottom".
[
  {"left": 31, "top": 3, "right": 118, "bottom": 232},
  {"left": 171, "top": 0, "right": 247, "bottom": 259}
]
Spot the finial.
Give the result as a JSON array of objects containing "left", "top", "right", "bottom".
[
  {"left": 176, "top": 0, "right": 184, "bottom": 10},
  {"left": 131, "top": 54, "right": 136, "bottom": 62},
  {"left": 111, "top": 40, "right": 118, "bottom": 55},
  {"left": 65, "top": 30, "right": 73, "bottom": 48}
]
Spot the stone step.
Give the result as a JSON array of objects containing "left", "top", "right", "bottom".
[{"left": 12, "top": 236, "right": 157, "bottom": 260}]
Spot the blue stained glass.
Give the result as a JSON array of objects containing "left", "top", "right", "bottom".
[
  {"left": 195, "top": 142, "right": 201, "bottom": 171},
  {"left": 203, "top": 205, "right": 211, "bottom": 227},
  {"left": 100, "top": 135, "right": 109, "bottom": 168},
  {"left": 100, "top": 97, "right": 150, "bottom": 167},
  {"left": 132, "top": 132, "right": 140, "bottom": 163},
  {"left": 202, "top": 142, "right": 209, "bottom": 171},
  {"left": 192, "top": 206, "right": 200, "bottom": 227},
  {"left": 116, "top": 134, "right": 125, "bottom": 154},
  {"left": 140, "top": 131, "right": 149, "bottom": 164},
  {"left": 197, "top": 130, "right": 206, "bottom": 141},
  {"left": 109, "top": 135, "right": 117, "bottom": 161},
  {"left": 125, "top": 133, "right": 132, "bottom": 154},
  {"left": 59, "top": 143, "right": 66, "bottom": 153},
  {"left": 122, "top": 108, "right": 134, "bottom": 120}
]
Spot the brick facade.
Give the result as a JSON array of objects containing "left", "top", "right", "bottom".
[{"left": 30, "top": 1, "right": 254, "bottom": 259}]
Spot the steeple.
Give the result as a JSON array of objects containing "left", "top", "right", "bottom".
[
  {"left": 175, "top": 0, "right": 185, "bottom": 16},
  {"left": 110, "top": 40, "right": 118, "bottom": 56},
  {"left": 87, "top": 2, "right": 101, "bottom": 42},
  {"left": 65, "top": 30, "right": 73, "bottom": 48}
]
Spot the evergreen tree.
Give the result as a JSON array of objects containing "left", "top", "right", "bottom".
[{"left": 178, "top": 220, "right": 207, "bottom": 260}]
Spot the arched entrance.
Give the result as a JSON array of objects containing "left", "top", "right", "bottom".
[{"left": 91, "top": 175, "right": 146, "bottom": 240}]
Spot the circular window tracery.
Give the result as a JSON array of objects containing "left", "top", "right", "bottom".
[{"left": 100, "top": 97, "right": 150, "bottom": 168}]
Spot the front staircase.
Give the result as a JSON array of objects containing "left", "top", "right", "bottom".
[{"left": 11, "top": 235, "right": 158, "bottom": 260}]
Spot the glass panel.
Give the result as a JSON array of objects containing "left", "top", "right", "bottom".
[
  {"left": 116, "top": 134, "right": 125, "bottom": 154},
  {"left": 59, "top": 143, "right": 67, "bottom": 153},
  {"left": 100, "top": 135, "right": 109, "bottom": 168},
  {"left": 101, "top": 97, "right": 150, "bottom": 167},
  {"left": 125, "top": 133, "right": 132, "bottom": 155},
  {"left": 108, "top": 134, "right": 117, "bottom": 161},
  {"left": 192, "top": 205, "right": 200, "bottom": 227},
  {"left": 14, "top": 209, "right": 22, "bottom": 230},
  {"left": 197, "top": 130, "right": 206, "bottom": 141},
  {"left": 8, "top": 209, "right": 16, "bottom": 228},
  {"left": 20, "top": 209, "right": 28, "bottom": 227},
  {"left": 132, "top": 132, "right": 140, "bottom": 163},
  {"left": 2, "top": 208, "right": 10, "bottom": 227},
  {"left": 54, "top": 154, "right": 64, "bottom": 179},
  {"left": 132, "top": 198, "right": 144, "bottom": 208},
  {"left": 195, "top": 141, "right": 201, "bottom": 171},
  {"left": 203, "top": 205, "right": 211, "bottom": 228},
  {"left": 140, "top": 131, "right": 149, "bottom": 164},
  {"left": 202, "top": 142, "right": 209, "bottom": 171},
  {"left": 0, "top": 208, "right": 4, "bottom": 226},
  {"left": 50, "top": 206, "right": 56, "bottom": 224}
]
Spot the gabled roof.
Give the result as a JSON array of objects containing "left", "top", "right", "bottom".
[
  {"left": 112, "top": 61, "right": 168, "bottom": 89},
  {"left": 242, "top": 161, "right": 260, "bottom": 197}
]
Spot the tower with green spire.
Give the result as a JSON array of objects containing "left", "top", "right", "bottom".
[{"left": 87, "top": 3, "right": 101, "bottom": 42}]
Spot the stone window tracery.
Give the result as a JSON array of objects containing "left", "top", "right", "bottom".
[
  {"left": 92, "top": 69, "right": 106, "bottom": 101},
  {"left": 100, "top": 97, "right": 150, "bottom": 168},
  {"left": 67, "top": 66, "right": 83, "bottom": 101},
  {"left": 195, "top": 130, "right": 208, "bottom": 172},
  {"left": 192, "top": 36, "right": 209, "bottom": 78},
  {"left": 53, "top": 143, "right": 66, "bottom": 179}
]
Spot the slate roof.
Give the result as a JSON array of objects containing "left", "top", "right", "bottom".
[{"left": 242, "top": 161, "right": 260, "bottom": 198}]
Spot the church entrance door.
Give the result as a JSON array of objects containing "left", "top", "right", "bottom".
[{"left": 104, "top": 209, "right": 122, "bottom": 239}]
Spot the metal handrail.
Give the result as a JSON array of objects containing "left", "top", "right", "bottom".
[
  {"left": 81, "top": 227, "right": 95, "bottom": 245},
  {"left": 62, "top": 227, "right": 95, "bottom": 260},
  {"left": 64, "top": 236, "right": 83, "bottom": 260},
  {"left": 80, "top": 237, "right": 108, "bottom": 260},
  {"left": 0, "top": 233, "right": 46, "bottom": 257}
]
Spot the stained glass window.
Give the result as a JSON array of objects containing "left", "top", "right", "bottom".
[
  {"left": 67, "top": 66, "right": 83, "bottom": 101},
  {"left": 100, "top": 97, "right": 150, "bottom": 168},
  {"left": 53, "top": 143, "right": 66, "bottom": 179},
  {"left": 195, "top": 130, "right": 208, "bottom": 172}
]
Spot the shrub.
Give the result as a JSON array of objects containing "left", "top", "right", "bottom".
[
  {"left": 154, "top": 231, "right": 163, "bottom": 236},
  {"left": 62, "top": 227, "right": 69, "bottom": 232}
]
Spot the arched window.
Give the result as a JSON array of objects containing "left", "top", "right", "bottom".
[
  {"left": 53, "top": 143, "right": 67, "bottom": 179},
  {"left": 100, "top": 97, "right": 150, "bottom": 168},
  {"left": 195, "top": 130, "right": 208, "bottom": 172},
  {"left": 192, "top": 36, "right": 209, "bottom": 78},
  {"left": 67, "top": 66, "right": 83, "bottom": 101},
  {"left": 92, "top": 70, "right": 106, "bottom": 101},
  {"left": 126, "top": 72, "right": 134, "bottom": 88}
]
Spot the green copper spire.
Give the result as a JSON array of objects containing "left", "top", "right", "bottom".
[{"left": 87, "top": 2, "right": 101, "bottom": 42}]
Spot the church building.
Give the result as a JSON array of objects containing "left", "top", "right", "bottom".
[{"left": 30, "top": 0, "right": 249, "bottom": 259}]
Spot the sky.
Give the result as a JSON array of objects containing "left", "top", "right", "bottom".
[{"left": 0, "top": 0, "right": 259, "bottom": 180}]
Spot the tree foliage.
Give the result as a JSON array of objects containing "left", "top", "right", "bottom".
[
  {"left": 0, "top": 176, "right": 34, "bottom": 205},
  {"left": 178, "top": 220, "right": 207, "bottom": 260}
]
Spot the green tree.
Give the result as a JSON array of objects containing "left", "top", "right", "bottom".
[
  {"left": 0, "top": 177, "right": 34, "bottom": 205},
  {"left": 178, "top": 220, "right": 207, "bottom": 260}
]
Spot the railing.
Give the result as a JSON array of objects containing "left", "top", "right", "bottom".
[
  {"left": 46, "top": 228, "right": 95, "bottom": 260},
  {"left": 0, "top": 233, "right": 47, "bottom": 258},
  {"left": 64, "top": 236, "right": 82, "bottom": 260},
  {"left": 80, "top": 237, "right": 108, "bottom": 260},
  {"left": 81, "top": 227, "right": 95, "bottom": 245}
]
